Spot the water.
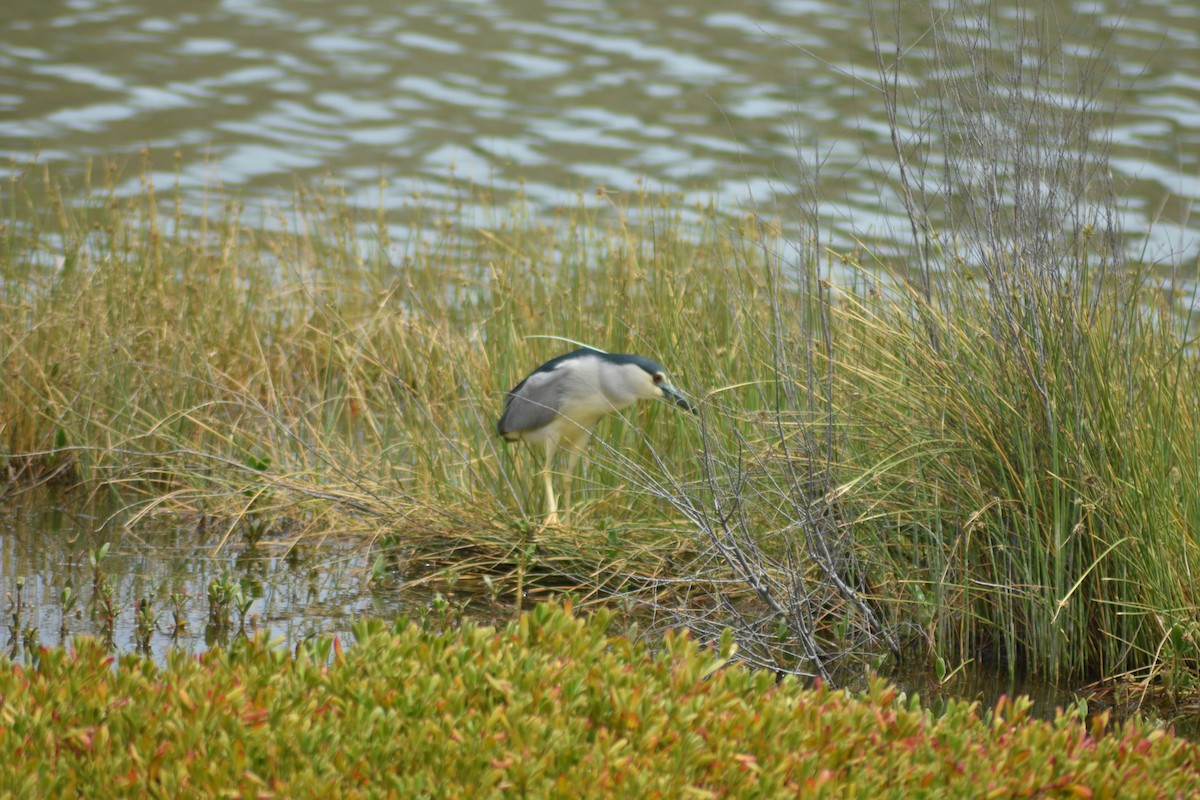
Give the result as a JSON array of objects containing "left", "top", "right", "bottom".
[
  {"left": 0, "top": 490, "right": 420, "bottom": 660},
  {"left": 1, "top": 0, "right": 1197, "bottom": 259}
]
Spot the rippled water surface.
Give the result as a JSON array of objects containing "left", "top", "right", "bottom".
[{"left": 2, "top": 0, "right": 1198, "bottom": 256}]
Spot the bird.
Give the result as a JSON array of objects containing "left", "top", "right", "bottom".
[{"left": 496, "top": 347, "right": 695, "bottom": 526}]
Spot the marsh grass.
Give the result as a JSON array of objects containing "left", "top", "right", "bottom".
[
  {"left": 852, "top": 2, "right": 1200, "bottom": 686},
  {"left": 4, "top": 4, "right": 1200, "bottom": 688},
  {"left": 0, "top": 158, "right": 755, "bottom": 606},
  {"left": 3, "top": 151, "right": 1199, "bottom": 686}
]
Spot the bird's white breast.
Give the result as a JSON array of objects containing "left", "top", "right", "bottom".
[{"left": 559, "top": 356, "right": 644, "bottom": 415}]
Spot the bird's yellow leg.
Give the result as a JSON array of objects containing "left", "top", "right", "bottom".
[
  {"left": 541, "top": 440, "right": 560, "bottom": 528},
  {"left": 561, "top": 446, "right": 585, "bottom": 522}
]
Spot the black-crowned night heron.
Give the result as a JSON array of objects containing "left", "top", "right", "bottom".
[{"left": 497, "top": 347, "right": 695, "bottom": 526}]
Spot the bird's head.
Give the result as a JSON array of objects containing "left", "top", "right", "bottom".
[{"left": 627, "top": 356, "right": 696, "bottom": 414}]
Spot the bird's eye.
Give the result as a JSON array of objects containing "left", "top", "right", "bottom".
[{"left": 653, "top": 373, "right": 664, "bottom": 384}]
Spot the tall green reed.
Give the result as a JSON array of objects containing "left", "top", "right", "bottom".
[{"left": 830, "top": 0, "right": 1200, "bottom": 681}]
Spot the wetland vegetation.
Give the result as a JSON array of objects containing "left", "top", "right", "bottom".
[
  {"left": 4, "top": 86, "right": 1199, "bottom": 692},
  {"left": 3, "top": 2, "right": 1200, "bottom": 792},
  {"left": 6, "top": 603, "right": 1200, "bottom": 798}
]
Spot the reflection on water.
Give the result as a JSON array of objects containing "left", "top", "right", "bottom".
[
  {"left": 0, "top": 490, "right": 418, "bottom": 661},
  {"left": 890, "top": 663, "right": 1200, "bottom": 741},
  {"left": 1, "top": 0, "right": 1197, "bottom": 258}
]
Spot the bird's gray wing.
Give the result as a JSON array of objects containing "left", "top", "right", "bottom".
[{"left": 496, "top": 367, "right": 564, "bottom": 438}]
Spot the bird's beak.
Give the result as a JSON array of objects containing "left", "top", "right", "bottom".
[{"left": 660, "top": 384, "right": 696, "bottom": 415}]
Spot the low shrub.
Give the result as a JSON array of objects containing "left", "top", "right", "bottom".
[{"left": 2, "top": 603, "right": 1197, "bottom": 798}]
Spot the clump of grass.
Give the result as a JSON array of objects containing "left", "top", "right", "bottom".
[
  {"left": 848, "top": 2, "right": 1200, "bottom": 683},
  {"left": 0, "top": 156, "right": 749, "bottom": 604}
]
